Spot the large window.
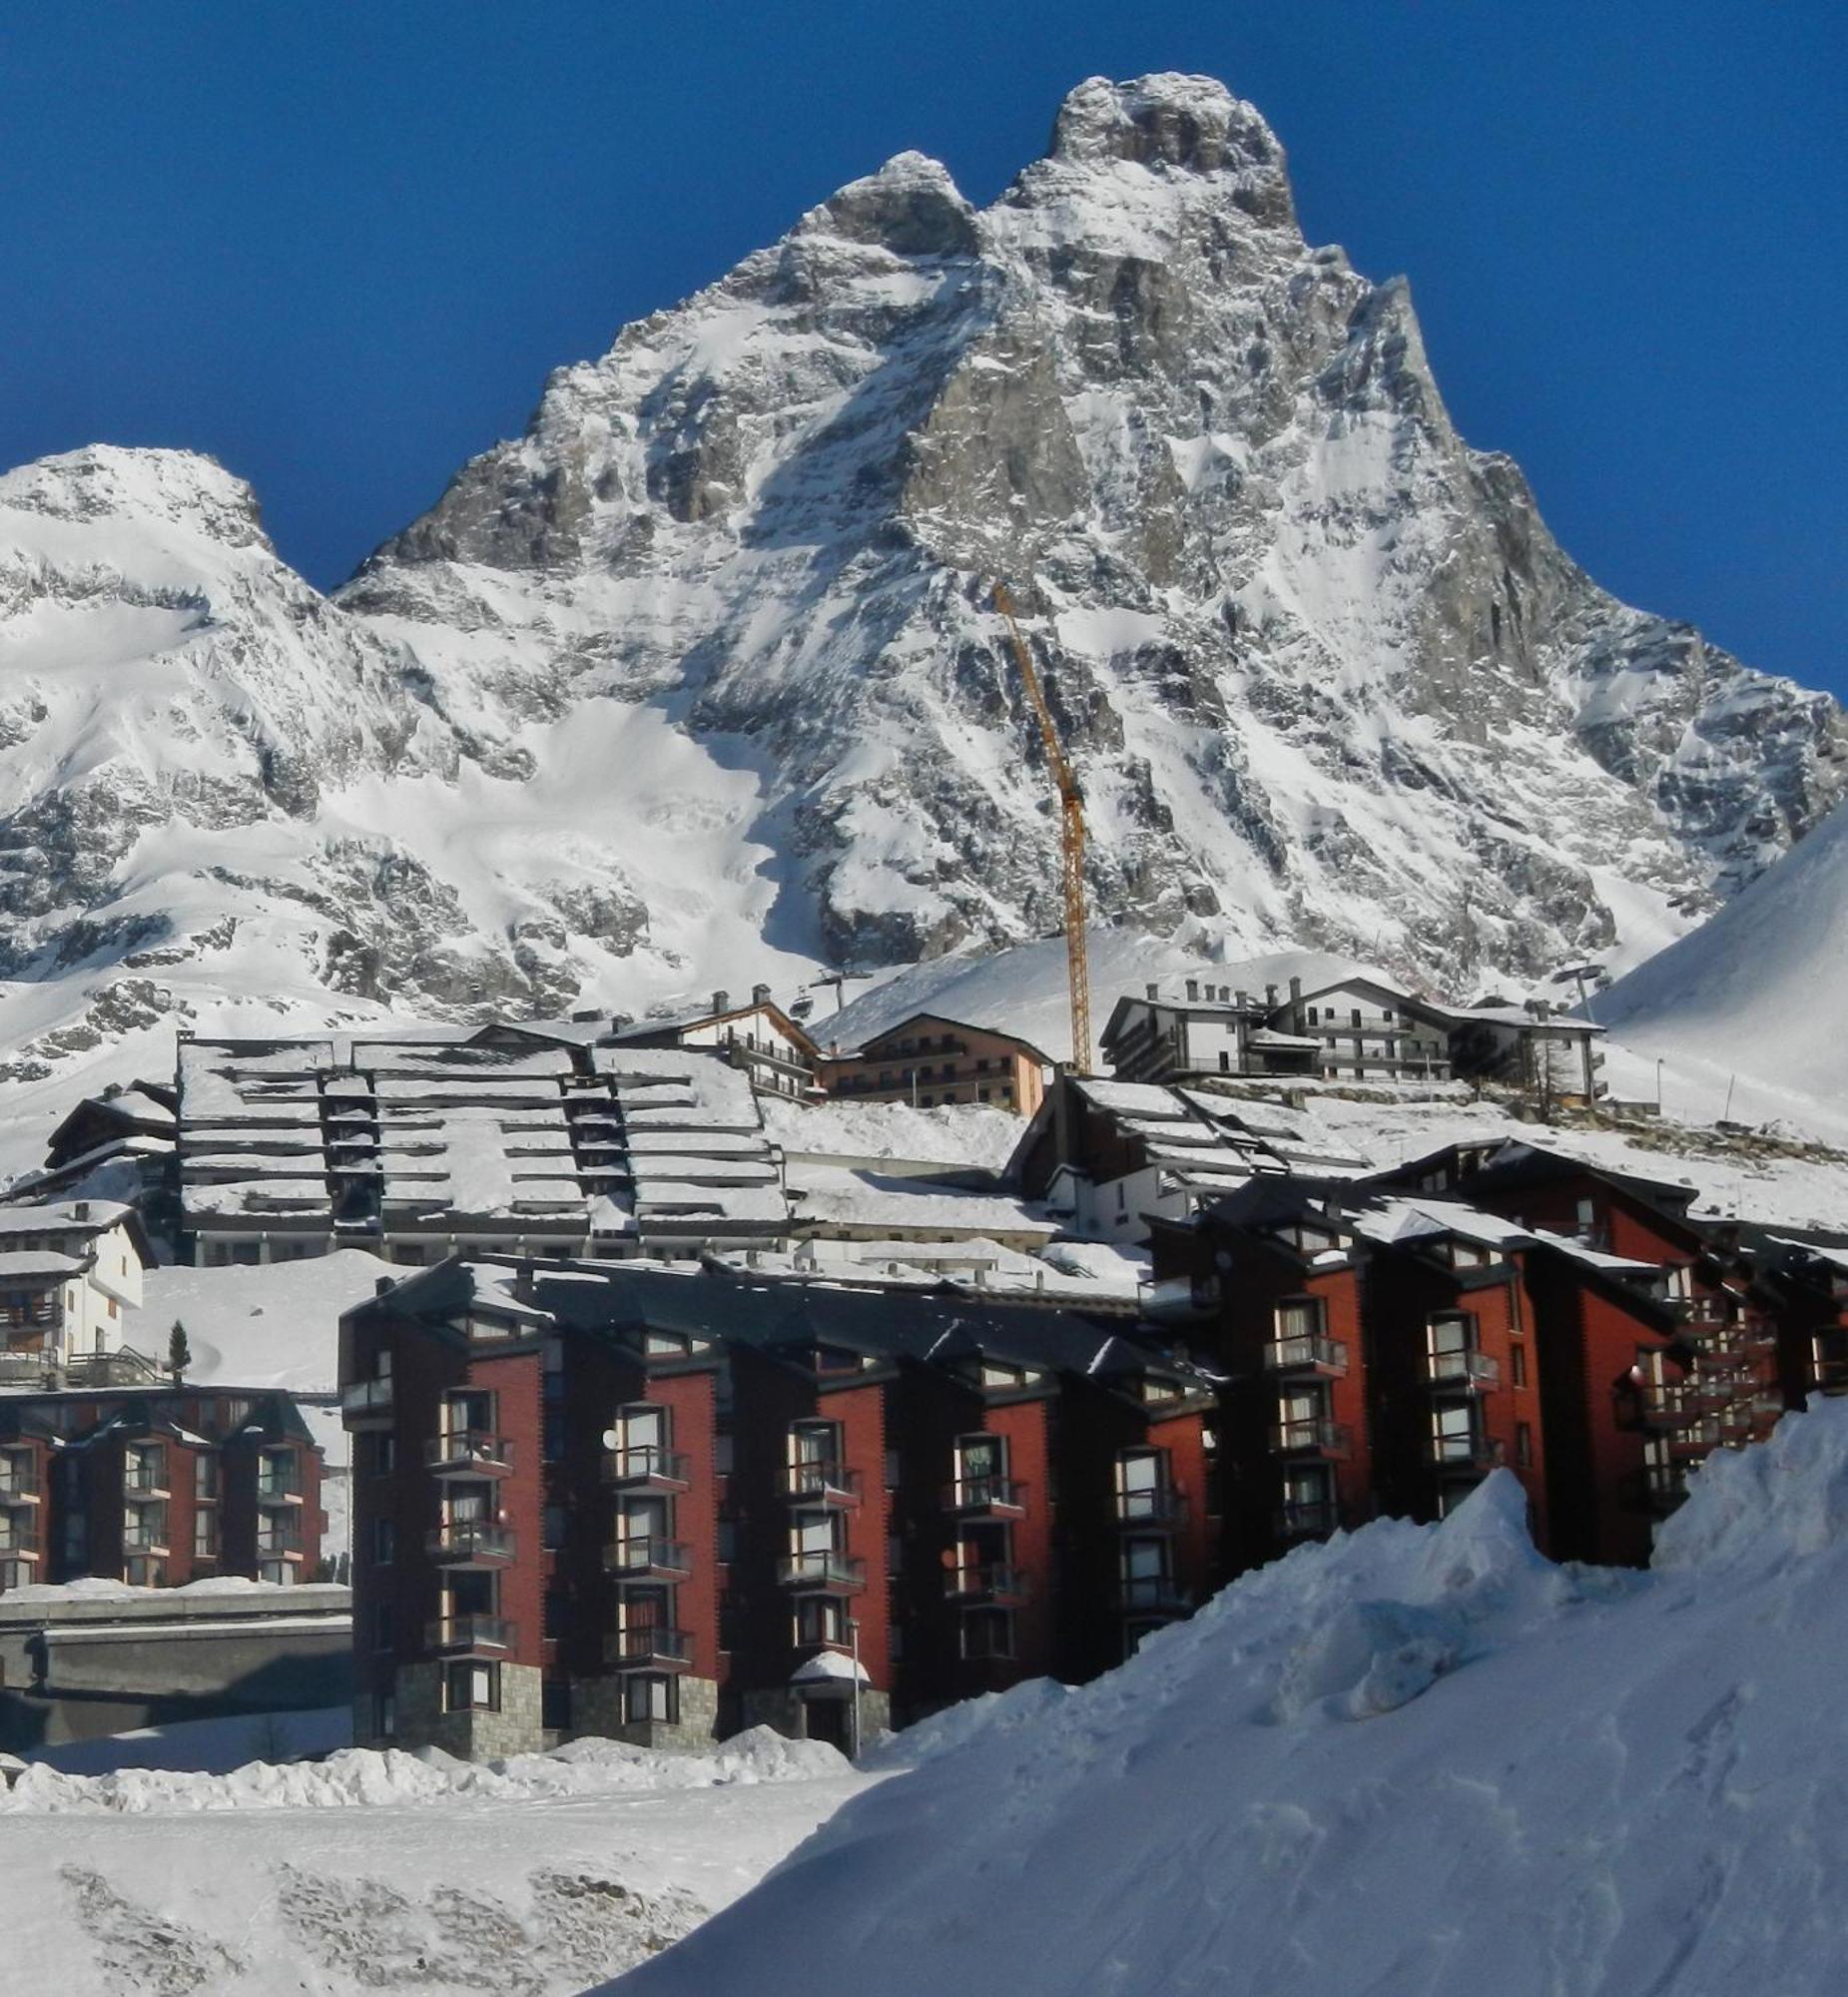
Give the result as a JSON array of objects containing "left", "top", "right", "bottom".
[
  {"left": 445, "top": 1661, "right": 499, "bottom": 1712},
  {"left": 1274, "top": 1298, "right": 1325, "bottom": 1342},
  {"left": 1114, "top": 1449, "right": 1168, "bottom": 1523},
  {"left": 625, "top": 1673, "right": 676, "bottom": 1724},
  {"left": 796, "top": 1596, "right": 846, "bottom": 1647}
]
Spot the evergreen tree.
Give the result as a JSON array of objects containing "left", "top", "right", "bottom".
[{"left": 167, "top": 1318, "right": 192, "bottom": 1383}]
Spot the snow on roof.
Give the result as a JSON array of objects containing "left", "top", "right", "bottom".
[
  {"left": 0, "top": 1200, "right": 132, "bottom": 1237},
  {"left": 1073, "top": 1077, "right": 1196, "bottom": 1119},
  {"left": 791, "top": 1649, "right": 870, "bottom": 1686},
  {"left": 789, "top": 1165, "right": 1054, "bottom": 1240},
  {"left": 0, "top": 1249, "right": 85, "bottom": 1281}
]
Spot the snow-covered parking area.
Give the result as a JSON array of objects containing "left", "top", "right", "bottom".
[{"left": 0, "top": 1729, "right": 877, "bottom": 1993}]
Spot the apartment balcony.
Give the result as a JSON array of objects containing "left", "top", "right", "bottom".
[
  {"left": 1424, "top": 1350, "right": 1501, "bottom": 1392},
  {"left": 1273, "top": 1499, "right": 1340, "bottom": 1544},
  {"left": 257, "top": 1473, "right": 305, "bottom": 1508},
  {"left": 1621, "top": 1465, "right": 1689, "bottom": 1517},
  {"left": 942, "top": 1564, "right": 1032, "bottom": 1607},
  {"left": 1271, "top": 1418, "right": 1352, "bottom": 1461},
  {"left": 1427, "top": 1434, "right": 1502, "bottom": 1473},
  {"left": 0, "top": 1468, "right": 41, "bottom": 1505},
  {"left": 604, "top": 1535, "right": 691, "bottom": 1583},
  {"left": 942, "top": 1475, "right": 1027, "bottom": 1519},
  {"left": 1667, "top": 1420, "right": 1725, "bottom": 1461},
  {"left": 122, "top": 1523, "right": 170, "bottom": 1554},
  {"left": 1810, "top": 1353, "right": 1848, "bottom": 1395},
  {"left": 1617, "top": 1382, "right": 1704, "bottom": 1431},
  {"left": 0, "top": 1528, "right": 41, "bottom": 1558},
  {"left": 423, "top": 1431, "right": 515, "bottom": 1479},
  {"left": 122, "top": 1468, "right": 170, "bottom": 1498},
  {"left": 601, "top": 1446, "right": 692, "bottom": 1493},
  {"left": 425, "top": 1521, "right": 516, "bottom": 1567},
  {"left": 776, "top": 1551, "right": 867, "bottom": 1595},
  {"left": 604, "top": 1625, "right": 693, "bottom": 1670},
  {"left": 1114, "top": 1573, "right": 1191, "bottom": 1618},
  {"left": 1113, "top": 1486, "right": 1189, "bottom": 1529},
  {"left": 781, "top": 1462, "right": 862, "bottom": 1508},
  {"left": 1264, "top": 1335, "right": 1349, "bottom": 1378},
  {"left": 341, "top": 1377, "right": 394, "bottom": 1426},
  {"left": 424, "top": 1614, "right": 516, "bottom": 1656}
]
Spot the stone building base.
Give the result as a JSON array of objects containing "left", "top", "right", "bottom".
[
  {"left": 571, "top": 1671, "right": 720, "bottom": 1751},
  {"left": 742, "top": 1682, "right": 891, "bottom": 1750},
  {"left": 389, "top": 1659, "right": 545, "bottom": 1760}
]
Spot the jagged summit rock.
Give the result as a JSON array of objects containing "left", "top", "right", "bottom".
[{"left": 0, "top": 73, "right": 1841, "bottom": 1091}]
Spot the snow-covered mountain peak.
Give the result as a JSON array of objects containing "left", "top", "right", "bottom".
[
  {"left": 805, "top": 151, "right": 978, "bottom": 260},
  {"left": 1045, "top": 71, "right": 1282, "bottom": 178},
  {"left": 0, "top": 444, "right": 269, "bottom": 554}
]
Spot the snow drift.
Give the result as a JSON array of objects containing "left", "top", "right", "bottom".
[{"left": 614, "top": 1405, "right": 1848, "bottom": 1997}]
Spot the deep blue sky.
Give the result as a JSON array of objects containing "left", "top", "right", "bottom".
[{"left": 1, "top": 2, "right": 1841, "bottom": 690}]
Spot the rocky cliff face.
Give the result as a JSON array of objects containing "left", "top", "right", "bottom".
[{"left": 0, "top": 74, "right": 1841, "bottom": 1088}]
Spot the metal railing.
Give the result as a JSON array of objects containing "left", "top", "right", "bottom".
[
  {"left": 122, "top": 1464, "right": 169, "bottom": 1496},
  {"left": 943, "top": 1564, "right": 1030, "bottom": 1603},
  {"left": 1428, "top": 1432, "right": 1502, "bottom": 1470},
  {"left": 942, "top": 1475, "right": 1027, "bottom": 1513},
  {"left": 425, "top": 1615, "right": 516, "bottom": 1654},
  {"left": 1264, "top": 1335, "right": 1349, "bottom": 1376},
  {"left": 605, "top": 1626, "right": 692, "bottom": 1666},
  {"left": 777, "top": 1551, "right": 867, "bottom": 1591},
  {"left": 341, "top": 1377, "right": 394, "bottom": 1416},
  {"left": 1113, "top": 1485, "right": 1188, "bottom": 1526},
  {"left": 423, "top": 1431, "right": 514, "bottom": 1474},
  {"left": 602, "top": 1446, "right": 691, "bottom": 1487},
  {"left": 425, "top": 1520, "right": 515, "bottom": 1561},
  {"left": 1271, "top": 1419, "right": 1352, "bottom": 1458},
  {"left": 1274, "top": 1500, "right": 1340, "bottom": 1542},
  {"left": 1425, "top": 1349, "right": 1501, "bottom": 1389},
  {"left": 1115, "top": 1574, "right": 1189, "bottom": 1615},
  {"left": 604, "top": 1536, "right": 691, "bottom": 1577},
  {"left": 781, "top": 1462, "right": 862, "bottom": 1503}
]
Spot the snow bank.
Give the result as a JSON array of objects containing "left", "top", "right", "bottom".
[
  {"left": 1, "top": 1723, "right": 845, "bottom": 1816},
  {"left": 613, "top": 1409, "right": 1848, "bottom": 1997}
]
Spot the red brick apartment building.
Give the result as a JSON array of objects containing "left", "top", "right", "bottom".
[
  {"left": 340, "top": 1262, "right": 1217, "bottom": 1758},
  {"left": 0, "top": 1388, "right": 325, "bottom": 1591}
]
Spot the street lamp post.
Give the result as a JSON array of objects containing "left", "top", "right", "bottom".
[
  {"left": 1656, "top": 1056, "right": 1664, "bottom": 1117},
  {"left": 848, "top": 1615, "right": 862, "bottom": 1761}
]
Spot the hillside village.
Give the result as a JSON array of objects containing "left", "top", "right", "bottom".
[{"left": 0, "top": 943, "right": 1841, "bottom": 1764}]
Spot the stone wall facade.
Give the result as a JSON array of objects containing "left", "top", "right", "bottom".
[{"left": 571, "top": 1671, "right": 721, "bottom": 1751}]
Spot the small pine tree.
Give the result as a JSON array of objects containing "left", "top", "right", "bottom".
[{"left": 167, "top": 1318, "right": 192, "bottom": 1384}]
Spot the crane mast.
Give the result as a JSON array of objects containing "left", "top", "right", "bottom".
[{"left": 993, "top": 581, "right": 1092, "bottom": 1073}]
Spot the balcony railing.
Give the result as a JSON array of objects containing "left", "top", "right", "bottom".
[
  {"left": 122, "top": 1523, "right": 170, "bottom": 1553},
  {"left": 1115, "top": 1574, "right": 1190, "bottom": 1616},
  {"left": 0, "top": 1466, "right": 40, "bottom": 1502},
  {"left": 256, "top": 1532, "right": 304, "bottom": 1559},
  {"left": 122, "top": 1466, "right": 169, "bottom": 1497},
  {"left": 943, "top": 1564, "right": 1031, "bottom": 1605},
  {"left": 604, "top": 1625, "right": 693, "bottom": 1668},
  {"left": 604, "top": 1536, "right": 691, "bottom": 1580},
  {"left": 777, "top": 1551, "right": 867, "bottom": 1593},
  {"left": 425, "top": 1520, "right": 515, "bottom": 1563},
  {"left": 1618, "top": 1382, "right": 1703, "bottom": 1429},
  {"left": 1428, "top": 1433, "right": 1502, "bottom": 1471},
  {"left": 425, "top": 1615, "right": 516, "bottom": 1655},
  {"left": 257, "top": 1470, "right": 304, "bottom": 1504},
  {"left": 1274, "top": 1499, "right": 1340, "bottom": 1543},
  {"left": 423, "top": 1431, "right": 514, "bottom": 1477},
  {"left": 1621, "top": 1465, "right": 1689, "bottom": 1515},
  {"left": 0, "top": 1528, "right": 40, "bottom": 1557},
  {"left": 602, "top": 1446, "right": 691, "bottom": 1491},
  {"left": 1264, "top": 1335, "right": 1349, "bottom": 1377},
  {"left": 1425, "top": 1349, "right": 1500, "bottom": 1390},
  {"left": 781, "top": 1462, "right": 863, "bottom": 1506},
  {"left": 341, "top": 1377, "right": 394, "bottom": 1419},
  {"left": 1271, "top": 1418, "right": 1352, "bottom": 1459},
  {"left": 1113, "top": 1486, "right": 1188, "bottom": 1527},
  {"left": 943, "top": 1475, "right": 1027, "bottom": 1516}
]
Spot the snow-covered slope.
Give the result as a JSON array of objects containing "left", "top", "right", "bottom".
[
  {"left": 3, "top": 73, "right": 1842, "bottom": 1101},
  {"left": 1598, "top": 806, "right": 1848, "bottom": 1129},
  {"left": 615, "top": 1403, "right": 1848, "bottom": 1997}
]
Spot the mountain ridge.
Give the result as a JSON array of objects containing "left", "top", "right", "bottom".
[{"left": 0, "top": 72, "right": 1839, "bottom": 1092}]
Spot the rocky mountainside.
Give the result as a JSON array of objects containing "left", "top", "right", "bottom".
[{"left": 0, "top": 73, "right": 1841, "bottom": 1090}]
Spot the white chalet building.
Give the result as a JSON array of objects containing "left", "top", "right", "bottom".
[{"left": 0, "top": 1200, "right": 152, "bottom": 1385}]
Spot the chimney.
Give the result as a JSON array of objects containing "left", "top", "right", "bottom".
[
  {"left": 751, "top": 983, "right": 771, "bottom": 1006},
  {"left": 1289, "top": 977, "right": 1303, "bottom": 1003},
  {"left": 1265, "top": 985, "right": 1279, "bottom": 1007},
  {"left": 73, "top": 1201, "right": 90, "bottom": 1221},
  {"left": 711, "top": 989, "right": 730, "bottom": 1015},
  {"left": 1145, "top": 984, "right": 1159, "bottom": 1001},
  {"left": 1235, "top": 990, "right": 1248, "bottom": 1010},
  {"left": 1185, "top": 979, "right": 1199, "bottom": 1001},
  {"left": 373, "top": 1276, "right": 394, "bottom": 1297},
  {"left": 515, "top": 1260, "right": 537, "bottom": 1302},
  {"left": 610, "top": 1012, "right": 634, "bottom": 1033}
]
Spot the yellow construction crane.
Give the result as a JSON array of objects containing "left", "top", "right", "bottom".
[{"left": 993, "top": 580, "right": 1092, "bottom": 1073}]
